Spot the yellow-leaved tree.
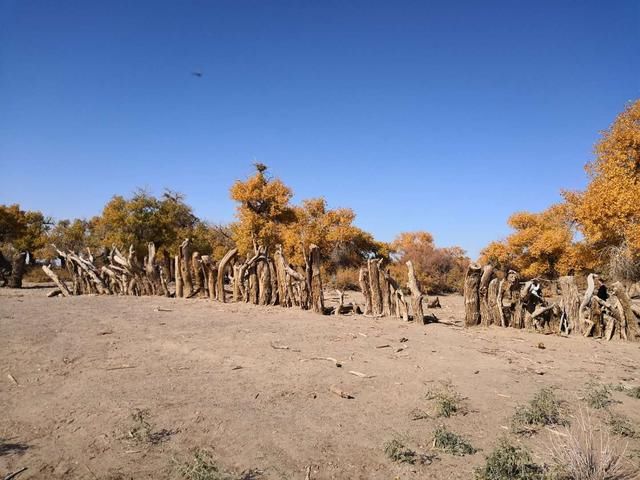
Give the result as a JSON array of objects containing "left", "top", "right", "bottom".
[
  {"left": 389, "top": 231, "right": 469, "bottom": 294},
  {"left": 281, "top": 197, "right": 383, "bottom": 271},
  {"left": 229, "top": 163, "right": 294, "bottom": 256},
  {"left": 564, "top": 99, "right": 640, "bottom": 278},
  {"left": 479, "top": 203, "right": 581, "bottom": 278}
]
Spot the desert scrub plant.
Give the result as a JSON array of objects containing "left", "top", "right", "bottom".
[
  {"left": 175, "top": 450, "right": 264, "bottom": 480},
  {"left": 474, "top": 438, "right": 545, "bottom": 480},
  {"left": 175, "top": 449, "right": 235, "bottom": 480},
  {"left": 624, "top": 386, "right": 640, "bottom": 399},
  {"left": 511, "top": 387, "right": 567, "bottom": 435},
  {"left": 606, "top": 412, "right": 637, "bottom": 438},
  {"left": 583, "top": 382, "right": 614, "bottom": 409},
  {"left": 127, "top": 408, "right": 174, "bottom": 445},
  {"left": 384, "top": 438, "right": 417, "bottom": 464},
  {"left": 432, "top": 426, "right": 477, "bottom": 456},
  {"left": 549, "top": 411, "right": 634, "bottom": 480},
  {"left": 425, "top": 383, "right": 466, "bottom": 418},
  {"left": 383, "top": 438, "right": 437, "bottom": 465}
]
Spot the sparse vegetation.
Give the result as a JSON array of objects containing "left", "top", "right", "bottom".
[
  {"left": 425, "top": 383, "right": 466, "bottom": 418},
  {"left": 624, "top": 386, "right": 640, "bottom": 399},
  {"left": 511, "top": 388, "right": 566, "bottom": 435},
  {"left": 474, "top": 438, "right": 545, "bottom": 480},
  {"left": 383, "top": 438, "right": 436, "bottom": 465},
  {"left": 408, "top": 408, "right": 430, "bottom": 421},
  {"left": 432, "top": 426, "right": 476, "bottom": 456},
  {"left": 175, "top": 449, "right": 235, "bottom": 480},
  {"left": 549, "top": 412, "right": 633, "bottom": 480},
  {"left": 606, "top": 413, "right": 637, "bottom": 438},
  {"left": 127, "top": 409, "right": 174, "bottom": 445},
  {"left": 175, "top": 450, "right": 262, "bottom": 480},
  {"left": 583, "top": 382, "right": 613, "bottom": 410}
]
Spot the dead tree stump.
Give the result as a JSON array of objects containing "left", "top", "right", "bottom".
[
  {"left": 359, "top": 267, "right": 372, "bottom": 315},
  {"left": 479, "top": 265, "right": 494, "bottom": 326},
  {"left": 368, "top": 258, "right": 383, "bottom": 316},
  {"left": 406, "top": 261, "right": 424, "bottom": 323},
  {"left": 464, "top": 263, "right": 482, "bottom": 327},
  {"left": 559, "top": 275, "right": 580, "bottom": 335}
]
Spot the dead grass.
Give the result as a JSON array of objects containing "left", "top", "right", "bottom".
[
  {"left": 511, "top": 387, "right": 567, "bottom": 435},
  {"left": 548, "top": 411, "right": 634, "bottom": 480}
]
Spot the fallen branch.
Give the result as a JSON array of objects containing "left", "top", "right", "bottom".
[{"left": 329, "top": 385, "right": 354, "bottom": 399}]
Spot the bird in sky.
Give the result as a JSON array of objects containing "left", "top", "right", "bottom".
[{"left": 191, "top": 70, "right": 203, "bottom": 78}]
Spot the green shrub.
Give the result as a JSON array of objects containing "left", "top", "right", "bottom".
[
  {"left": 583, "top": 382, "right": 613, "bottom": 409},
  {"left": 383, "top": 439, "right": 417, "bottom": 464},
  {"left": 432, "top": 426, "right": 476, "bottom": 456},
  {"left": 511, "top": 388, "right": 566, "bottom": 435},
  {"left": 475, "top": 438, "right": 544, "bottom": 480},
  {"left": 426, "top": 383, "right": 465, "bottom": 418},
  {"left": 606, "top": 412, "right": 637, "bottom": 438}
]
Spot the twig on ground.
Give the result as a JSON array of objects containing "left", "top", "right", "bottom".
[{"left": 330, "top": 385, "right": 354, "bottom": 399}]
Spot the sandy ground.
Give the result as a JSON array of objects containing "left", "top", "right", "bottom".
[{"left": 1, "top": 285, "right": 640, "bottom": 479}]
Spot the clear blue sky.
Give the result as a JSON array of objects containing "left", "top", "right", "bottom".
[{"left": 1, "top": 1, "right": 638, "bottom": 259}]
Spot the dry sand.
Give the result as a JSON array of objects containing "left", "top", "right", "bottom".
[{"left": 1, "top": 285, "right": 639, "bottom": 479}]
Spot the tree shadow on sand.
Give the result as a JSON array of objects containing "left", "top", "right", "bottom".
[{"left": 0, "top": 438, "right": 29, "bottom": 456}]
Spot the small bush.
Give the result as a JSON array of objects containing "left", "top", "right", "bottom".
[
  {"left": 511, "top": 388, "right": 566, "bottom": 435},
  {"left": 384, "top": 439, "right": 417, "bottom": 464},
  {"left": 624, "top": 386, "right": 640, "bottom": 399},
  {"left": 127, "top": 409, "right": 174, "bottom": 445},
  {"left": 175, "top": 449, "right": 234, "bottom": 480},
  {"left": 432, "top": 426, "right": 476, "bottom": 456},
  {"left": 475, "top": 438, "right": 545, "bottom": 480},
  {"left": 426, "top": 383, "right": 465, "bottom": 418},
  {"left": 606, "top": 413, "right": 637, "bottom": 438},
  {"left": 549, "top": 411, "right": 633, "bottom": 480},
  {"left": 383, "top": 438, "right": 436, "bottom": 466},
  {"left": 584, "top": 382, "right": 613, "bottom": 409}
]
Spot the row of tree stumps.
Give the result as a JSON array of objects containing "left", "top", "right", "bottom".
[
  {"left": 41, "top": 239, "right": 437, "bottom": 322},
  {"left": 463, "top": 263, "right": 640, "bottom": 342},
  {"left": 41, "top": 240, "right": 327, "bottom": 313}
]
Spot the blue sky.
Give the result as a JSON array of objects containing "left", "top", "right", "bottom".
[{"left": 1, "top": 1, "right": 638, "bottom": 259}]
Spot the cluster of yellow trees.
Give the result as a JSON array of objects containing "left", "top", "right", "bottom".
[
  {"left": 0, "top": 163, "right": 469, "bottom": 293},
  {"left": 481, "top": 99, "right": 640, "bottom": 280}
]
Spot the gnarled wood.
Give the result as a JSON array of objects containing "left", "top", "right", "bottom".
[
  {"left": 406, "top": 261, "right": 424, "bottom": 323},
  {"left": 558, "top": 275, "right": 580, "bottom": 335},
  {"left": 216, "top": 248, "right": 238, "bottom": 303},
  {"left": 41, "top": 265, "right": 71, "bottom": 296},
  {"left": 479, "top": 265, "right": 494, "bottom": 327},
  {"left": 359, "top": 267, "right": 372, "bottom": 315},
  {"left": 368, "top": 259, "right": 383, "bottom": 316},
  {"left": 463, "top": 263, "right": 482, "bottom": 327}
]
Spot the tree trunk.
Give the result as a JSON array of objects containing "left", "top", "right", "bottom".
[
  {"left": 7, "top": 252, "right": 27, "bottom": 288},
  {"left": 258, "top": 260, "right": 271, "bottom": 305},
  {"left": 175, "top": 255, "right": 183, "bottom": 298},
  {"left": 612, "top": 281, "right": 640, "bottom": 341},
  {"left": 559, "top": 275, "right": 580, "bottom": 335},
  {"left": 368, "top": 258, "right": 383, "bottom": 316},
  {"left": 216, "top": 248, "right": 238, "bottom": 303},
  {"left": 359, "top": 267, "right": 372, "bottom": 315},
  {"left": 406, "top": 261, "right": 425, "bottom": 323},
  {"left": 41, "top": 265, "right": 71, "bottom": 296},
  {"left": 379, "top": 260, "right": 391, "bottom": 317},
  {"left": 479, "top": 265, "right": 494, "bottom": 326},
  {"left": 487, "top": 278, "right": 500, "bottom": 326},
  {"left": 308, "top": 244, "right": 324, "bottom": 313},
  {"left": 179, "top": 239, "right": 192, "bottom": 297},
  {"left": 464, "top": 263, "right": 482, "bottom": 327}
]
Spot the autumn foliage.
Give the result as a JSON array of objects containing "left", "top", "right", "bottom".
[
  {"left": 390, "top": 231, "right": 470, "bottom": 294},
  {"left": 482, "top": 99, "right": 640, "bottom": 280}
]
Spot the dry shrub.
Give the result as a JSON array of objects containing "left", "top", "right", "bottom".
[{"left": 548, "top": 411, "right": 634, "bottom": 480}]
